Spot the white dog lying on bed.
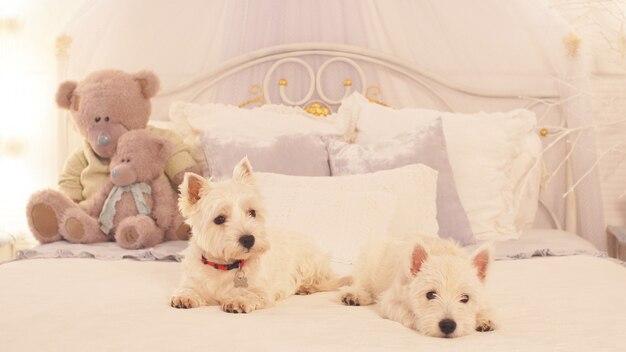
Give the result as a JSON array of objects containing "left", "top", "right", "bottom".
[
  {"left": 341, "top": 235, "right": 497, "bottom": 338},
  {"left": 170, "top": 158, "right": 345, "bottom": 313}
]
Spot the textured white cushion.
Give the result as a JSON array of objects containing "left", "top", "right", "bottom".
[
  {"left": 254, "top": 164, "right": 439, "bottom": 263},
  {"left": 200, "top": 133, "right": 331, "bottom": 180},
  {"left": 259, "top": 188, "right": 396, "bottom": 265},
  {"left": 343, "top": 93, "right": 541, "bottom": 241}
]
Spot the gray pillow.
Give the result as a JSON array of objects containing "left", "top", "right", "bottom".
[
  {"left": 327, "top": 118, "right": 475, "bottom": 245},
  {"left": 201, "top": 133, "right": 331, "bottom": 180}
]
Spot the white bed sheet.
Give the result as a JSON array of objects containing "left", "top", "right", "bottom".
[{"left": 1, "top": 231, "right": 624, "bottom": 352}]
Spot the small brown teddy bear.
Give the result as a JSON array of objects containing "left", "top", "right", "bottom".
[
  {"left": 26, "top": 69, "right": 199, "bottom": 245},
  {"left": 60, "top": 129, "right": 182, "bottom": 249}
]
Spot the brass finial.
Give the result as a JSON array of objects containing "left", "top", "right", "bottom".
[{"left": 55, "top": 34, "right": 73, "bottom": 58}]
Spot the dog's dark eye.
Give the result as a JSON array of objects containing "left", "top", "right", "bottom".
[
  {"left": 248, "top": 209, "right": 256, "bottom": 218},
  {"left": 460, "top": 295, "right": 469, "bottom": 304},
  {"left": 214, "top": 215, "right": 226, "bottom": 225},
  {"left": 95, "top": 116, "right": 101, "bottom": 122},
  {"left": 104, "top": 116, "right": 110, "bottom": 122},
  {"left": 426, "top": 291, "right": 437, "bottom": 300}
]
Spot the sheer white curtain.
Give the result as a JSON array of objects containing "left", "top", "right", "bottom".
[
  {"left": 0, "top": 0, "right": 81, "bottom": 235},
  {"left": 46, "top": 0, "right": 604, "bottom": 248}
]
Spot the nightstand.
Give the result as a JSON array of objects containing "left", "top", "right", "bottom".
[{"left": 606, "top": 225, "right": 626, "bottom": 261}]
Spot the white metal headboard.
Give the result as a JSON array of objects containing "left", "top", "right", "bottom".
[{"left": 156, "top": 42, "right": 561, "bottom": 112}]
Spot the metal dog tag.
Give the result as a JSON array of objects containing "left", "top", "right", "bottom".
[{"left": 234, "top": 269, "right": 248, "bottom": 288}]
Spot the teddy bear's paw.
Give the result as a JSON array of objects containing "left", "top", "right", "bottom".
[
  {"left": 65, "top": 217, "right": 85, "bottom": 240},
  {"left": 173, "top": 223, "right": 191, "bottom": 241},
  {"left": 27, "top": 189, "right": 78, "bottom": 242},
  {"left": 30, "top": 203, "right": 60, "bottom": 241},
  {"left": 60, "top": 208, "right": 108, "bottom": 243},
  {"left": 121, "top": 226, "right": 139, "bottom": 245},
  {"left": 164, "top": 213, "right": 191, "bottom": 241},
  {"left": 116, "top": 215, "right": 165, "bottom": 249}
]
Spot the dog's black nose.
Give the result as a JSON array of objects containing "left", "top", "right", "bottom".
[
  {"left": 439, "top": 319, "right": 456, "bottom": 335},
  {"left": 239, "top": 235, "right": 255, "bottom": 249}
]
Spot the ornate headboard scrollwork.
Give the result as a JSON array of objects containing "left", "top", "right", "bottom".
[{"left": 237, "top": 56, "right": 387, "bottom": 117}]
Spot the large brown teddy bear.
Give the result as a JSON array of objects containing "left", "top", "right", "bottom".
[
  {"left": 26, "top": 69, "right": 198, "bottom": 245},
  {"left": 61, "top": 129, "right": 181, "bottom": 249}
]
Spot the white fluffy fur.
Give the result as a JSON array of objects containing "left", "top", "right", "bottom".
[
  {"left": 171, "top": 158, "right": 344, "bottom": 313},
  {"left": 341, "top": 235, "right": 497, "bottom": 338}
]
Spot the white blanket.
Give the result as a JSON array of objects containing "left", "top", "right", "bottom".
[{"left": 1, "top": 252, "right": 625, "bottom": 351}]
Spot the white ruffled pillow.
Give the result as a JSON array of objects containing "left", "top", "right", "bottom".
[
  {"left": 343, "top": 93, "right": 542, "bottom": 241},
  {"left": 254, "top": 164, "right": 440, "bottom": 264},
  {"left": 169, "top": 101, "right": 356, "bottom": 176}
]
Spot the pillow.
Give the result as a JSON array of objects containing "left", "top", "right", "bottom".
[
  {"left": 343, "top": 92, "right": 541, "bottom": 241},
  {"left": 259, "top": 187, "right": 397, "bottom": 265},
  {"left": 201, "top": 133, "right": 330, "bottom": 180},
  {"left": 170, "top": 101, "right": 355, "bottom": 139},
  {"left": 327, "top": 118, "right": 475, "bottom": 246},
  {"left": 254, "top": 164, "right": 440, "bottom": 244},
  {"left": 169, "top": 101, "right": 356, "bottom": 177}
]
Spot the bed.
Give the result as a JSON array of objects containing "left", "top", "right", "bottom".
[{"left": 2, "top": 41, "right": 626, "bottom": 352}]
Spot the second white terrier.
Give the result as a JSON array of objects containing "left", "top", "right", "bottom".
[
  {"left": 171, "top": 158, "right": 345, "bottom": 313},
  {"left": 341, "top": 236, "right": 497, "bottom": 338}
]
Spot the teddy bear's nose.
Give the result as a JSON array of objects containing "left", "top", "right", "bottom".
[
  {"left": 98, "top": 134, "right": 111, "bottom": 146},
  {"left": 111, "top": 169, "right": 120, "bottom": 178}
]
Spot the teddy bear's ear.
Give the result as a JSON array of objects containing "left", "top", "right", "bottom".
[
  {"left": 155, "top": 137, "right": 175, "bottom": 162},
  {"left": 133, "top": 70, "right": 160, "bottom": 98},
  {"left": 56, "top": 81, "right": 78, "bottom": 110}
]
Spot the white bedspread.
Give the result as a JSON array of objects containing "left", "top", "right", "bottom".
[{"left": 1, "top": 253, "right": 625, "bottom": 351}]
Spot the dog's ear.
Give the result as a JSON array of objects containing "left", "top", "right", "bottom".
[
  {"left": 232, "top": 157, "right": 254, "bottom": 185},
  {"left": 471, "top": 243, "right": 493, "bottom": 282},
  {"left": 178, "top": 172, "right": 209, "bottom": 216},
  {"left": 410, "top": 244, "right": 429, "bottom": 276}
]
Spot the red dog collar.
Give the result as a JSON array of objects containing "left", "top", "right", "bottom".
[{"left": 200, "top": 256, "right": 244, "bottom": 271}]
